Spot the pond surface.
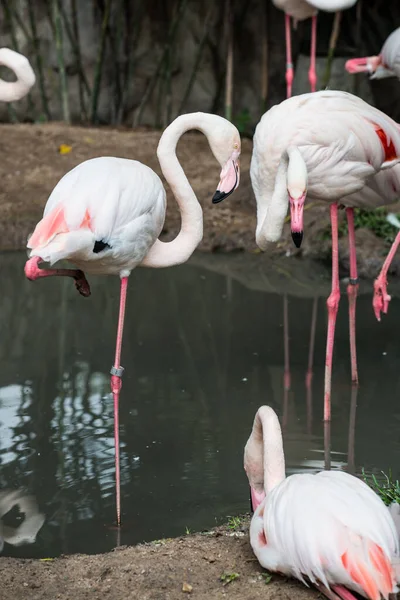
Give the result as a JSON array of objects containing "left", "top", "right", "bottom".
[{"left": 1, "top": 251, "right": 400, "bottom": 557}]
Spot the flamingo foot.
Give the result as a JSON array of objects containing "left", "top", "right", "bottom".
[
  {"left": 373, "top": 275, "right": 391, "bottom": 321},
  {"left": 24, "top": 256, "right": 91, "bottom": 297}
]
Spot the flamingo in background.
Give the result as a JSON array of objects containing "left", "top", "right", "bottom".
[
  {"left": 0, "top": 47, "right": 35, "bottom": 102},
  {"left": 346, "top": 27, "right": 400, "bottom": 81},
  {"left": 244, "top": 405, "right": 399, "bottom": 600},
  {"left": 24, "top": 112, "right": 241, "bottom": 527},
  {"left": 250, "top": 90, "right": 400, "bottom": 422},
  {"left": 271, "top": 0, "right": 357, "bottom": 98}
]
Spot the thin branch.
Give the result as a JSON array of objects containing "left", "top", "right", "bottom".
[
  {"left": 90, "top": 0, "right": 112, "bottom": 124},
  {"left": 27, "top": 1, "right": 51, "bottom": 119},
  {"left": 260, "top": 0, "right": 268, "bottom": 113},
  {"left": 116, "top": 0, "right": 145, "bottom": 124},
  {"left": 133, "top": 0, "right": 188, "bottom": 127},
  {"left": 321, "top": 11, "right": 342, "bottom": 89},
  {"left": 70, "top": 0, "right": 90, "bottom": 120},
  {"left": 177, "top": 6, "right": 214, "bottom": 116},
  {"left": 224, "top": 0, "right": 233, "bottom": 121},
  {"left": 53, "top": 0, "right": 70, "bottom": 122}
]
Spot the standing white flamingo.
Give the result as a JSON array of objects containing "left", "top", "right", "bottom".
[
  {"left": 271, "top": 0, "right": 357, "bottom": 98},
  {"left": 244, "top": 405, "right": 399, "bottom": 600},
  {"left": 0, "top": 47, "right": 35, "bottom": 101},
  {"left": 345, "top": 27, "right": 400, "bottom": 81},
  {"left": 24, "top": 112, "right": 241, "bottom": 527},
  {"left": 250, "top": 89, "right": 400, "bottom": 421}
]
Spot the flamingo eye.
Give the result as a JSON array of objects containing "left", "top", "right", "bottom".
[{"left": 93, "top": 240, "right": 111, "bottom": 253}]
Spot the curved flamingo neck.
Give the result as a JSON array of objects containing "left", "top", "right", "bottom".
[
  {"left": 244, "top": 406, "right": 286, "bottom": 504},
  {"left": 0, "top": 48, "right": 35, "bottom": 102},
  {"left": 256, "top": 147, "right": 306, "bottom": 250},
  {"left": 141, "top": 113, "right": 220, "bottom": 268}
]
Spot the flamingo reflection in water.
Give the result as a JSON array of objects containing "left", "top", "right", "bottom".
[{"left": 0, "top": 489, "right": 45, "bottom": 552}]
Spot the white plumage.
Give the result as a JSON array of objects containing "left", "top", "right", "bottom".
[
  {"left": 272, "top": 0, "right": 357, "bottom": 20},
  {"left": 250, "top": 90, "right": 400, "bottom": 247},
  {"left": 29, "top": 157, "right": 166, "bottom": 275},
  {"left": 245, "top": 406, "right": 399, "bottom": 600}
]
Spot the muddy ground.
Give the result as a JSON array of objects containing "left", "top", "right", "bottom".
[
  {"left": 0, "top": 519, "right": 319, "bottom": 600},
  {"left": 1, "top": 122, "right": 400, "bottom": 278}
]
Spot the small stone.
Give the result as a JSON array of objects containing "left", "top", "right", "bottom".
[{"left": 182, "top": 582, "right": 193, "bottom": 593}]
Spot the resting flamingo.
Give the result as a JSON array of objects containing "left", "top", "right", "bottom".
[
  {"left": 244, "top": 405, "right": 399, "bottom": 600},
  {"left": 250, "top": 89, "right": 400, "bottom": 421},
  {"left": 24, "top": 113, "right": 241, "bottom": 526},
  {"left": 271, "top": 0, "right": 358, "bottom": 98},
  {"left": 346, "top": 27, "right": 400, "bottom": 81},
  {"left": 0, "top": 47, "right": 35, "bottom": 102}
]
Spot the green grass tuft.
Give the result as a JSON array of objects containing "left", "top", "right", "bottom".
[
  {"left": 321, "top": 208, "right": 400, "bottom": 244},
  {"left": 363, "top": 469, "right": 400, "bottom": 506},
  {"left": 227, "top": 515, "right": 244, "bottom": 531}
]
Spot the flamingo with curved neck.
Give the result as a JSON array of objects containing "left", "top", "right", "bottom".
[
  {"left": 244, "top": 406, "right": 400, "bottom": 600},
  {"left": 24, "top": 112, "right": 241, "bottom": 526},
  {"left": 251, "top": 89, "right": 400, "bottom": 422},
  {"left": 0, "top": 47, "right": 35, "bottom": 102}
]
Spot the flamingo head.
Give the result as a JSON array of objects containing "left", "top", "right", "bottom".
[
  {"left": 211, "top": 121, "right": 241, "bottom": 204},
  {"left": 345, "top": 55, "right": 385, "bottom": 77},
  {"left": 287, "top": 148, "right": 307, "bottom": 248}
]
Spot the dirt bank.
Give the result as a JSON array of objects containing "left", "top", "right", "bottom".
[
  {"left": 0, "top": 519, "right": 317, "bottom": 600},
  {"left": 1, "top": 123, "right": 400, "bottom": 279}
]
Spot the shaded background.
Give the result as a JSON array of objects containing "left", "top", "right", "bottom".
[{"left": 0, "top": 0, "right": 399, "bottom": 129}]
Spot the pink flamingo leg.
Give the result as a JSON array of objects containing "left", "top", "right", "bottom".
[
  {"left": 373, "top": 231, "right": 400, "bottom": 321},
  {"left": 305, "top": 296, "right": 318, "bottom": 434},
  {"left": 24, "top": 255, "right": 91, "bottom": 297},
  {"left": 308, "top": 15, "right": 317, "bottom": 92},
  {"left": 324, "top": 203, "right": 340, "bottom": 422},
  {"left": 346, "top": 208, "right": 359, "bottom": 385},
  {"left": 285, "top": 14, "right": 294, "bottom": 98},
  {"left": 282, "top": 294, "right": 290, "bottom": 431},
  {"left": 110, "top": 276, "right": 128, "bottom": 527}
]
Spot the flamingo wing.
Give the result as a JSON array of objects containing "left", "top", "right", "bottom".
[
  {"left": 260, "top": 471, "right": 398, "bottom": 598},
  {"left": 28, "top": 157, "right": 166, "bottom": 267}
]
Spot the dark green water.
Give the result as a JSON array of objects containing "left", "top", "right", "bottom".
[{"left": 0, "top": 251, "right": 399, "bottom": 557}]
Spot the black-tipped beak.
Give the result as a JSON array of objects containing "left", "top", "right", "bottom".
[
  {"left": 291, "top": 231, "right": 303, "bottom": 248},
  {"left": 212, "top": 190, "right": 228, "bottom": 204}
]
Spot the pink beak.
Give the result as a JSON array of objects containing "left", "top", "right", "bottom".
[
  {"left": 212, "top": 151, "right": 240, "bottom": 204},
  {"left": 345, "top": 56, "right": 381, "bottom": 75},
  {"left": 289, "top": 192, "right": 306, "bottom": 248}
]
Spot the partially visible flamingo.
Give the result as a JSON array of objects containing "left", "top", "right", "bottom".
[
  {"left": 346, "top": 27, "right": 400, "bottom": 81},
  {"left": 250, "top": 90, "right": 400, "bottom": 421},
  {"left": 24, "top": 113, "right": 241, "bottom": 527},
  {"left": 0, "top": 47, "right": 35, "bottom": 102},
  {"left": 244, "top": 405, "right": 399, "bottom": 600},
  {"left": 271, "top": 0, "right": 358, "bottom": 98},
  {"left": 0, "top": 489, "right": 45, "bottom": 551}
]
